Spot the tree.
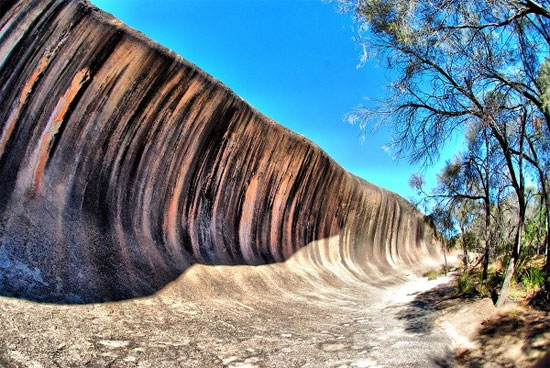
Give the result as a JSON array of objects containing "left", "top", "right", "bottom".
[
  {"left": 336, "top": 0, "right": 550, "bottom": 306},
  {"left": 540, "top": 58, "right": 550, "bottom": 113},
  {"left": 429, "top": 205, "right": 456, "bottom": 274},
  {"left": 410, "top": 122, "right": 505, "bottom": 273}
]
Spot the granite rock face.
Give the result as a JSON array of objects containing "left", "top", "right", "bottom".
[{"left": 0, "top": 0, "right": 440, "bottom": 302}]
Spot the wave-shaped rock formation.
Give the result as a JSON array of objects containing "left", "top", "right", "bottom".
[{"left": 0, "top": 0, "right": 441, "bottom": 303}]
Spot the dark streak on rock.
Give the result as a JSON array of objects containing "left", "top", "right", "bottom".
[{"left": 47, "top": 29, "right": 124, "bottom": 164}]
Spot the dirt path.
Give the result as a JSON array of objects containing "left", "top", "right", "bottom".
[{"left": 0, "top": 263, "right": 459, "bottom": 368}]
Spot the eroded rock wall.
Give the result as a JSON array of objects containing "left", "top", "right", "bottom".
[{"left": 0, "top": 0, "right": 440, "bottom": 302}]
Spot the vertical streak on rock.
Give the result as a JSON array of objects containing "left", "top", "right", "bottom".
[
  {"left": 0, "top": 55, "right": 48, "bottom": 159},
  {"left": 240, "top": 175, "right": 260, "bottom": 264},
  {"left": 30, "top": 68, "right": 89, "bottom": 194}
]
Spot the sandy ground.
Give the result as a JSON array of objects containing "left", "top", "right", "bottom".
[
  {"left": 420, "top": 277, "right": 549, "bottom": 368},
  {"left": 441, "top": 298, "right": 550, "bottom": 368},
  {"left": 0, "top": 260, "right": 459, "bottom": 368},
  {"left": 4, "top": 248, "right": 546, "bottom": 368}
]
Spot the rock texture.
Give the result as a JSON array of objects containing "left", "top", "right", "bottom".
[{"left": 0, "top": 0, "right": 440, "bottom": 303}]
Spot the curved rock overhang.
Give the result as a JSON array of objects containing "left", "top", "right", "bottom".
[{"left": 0, "top": 0, "right": 441, "bottom": 303}]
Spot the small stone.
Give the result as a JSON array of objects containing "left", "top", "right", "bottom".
[
  {"left": 351, "top": 358, "right": 379, "bottom": 367},
  {"left": 319, "top": 342, "right": 350, "bottom": 352},
  {"left": 97, "top": 340, "right": 130, "bottom": 349},
  {"left": 222, "top": 356, "right": 238, "bottom": 365}
]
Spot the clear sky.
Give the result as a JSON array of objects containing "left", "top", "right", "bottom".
[{"left": 90, "top": 0, "right": 463, "bottom": 204}]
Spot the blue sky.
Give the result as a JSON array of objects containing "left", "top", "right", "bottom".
[{"left": 90, "top": 0, "right": 463, "bottom": 204}]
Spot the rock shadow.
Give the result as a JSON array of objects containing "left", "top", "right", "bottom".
[{"left": 395, "top": 280, "right": 471, "bottom": 334}]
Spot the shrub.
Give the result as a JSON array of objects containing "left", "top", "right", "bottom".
[
  {"left": 458, "top": 272, "right": 474, "bottom": 294},
  {"left": 424, "top": 269, "right": 438, "bottom": 280},
  {"left": 521, "top": 267, "right": 544, "bottom": 293}
]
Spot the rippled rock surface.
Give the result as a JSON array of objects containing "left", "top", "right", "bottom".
[{"left": 0, "top": 0, "right": 440, "bottom": 303}]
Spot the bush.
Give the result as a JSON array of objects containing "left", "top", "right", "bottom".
[
  {"left": 424, "top": 269, "right": 438, "bottom": 280},
  {"left": 458, "top": 272, "right": 474, "bottom": 293},
  {"left": 521, "top": 267, "right": 545, "bottom": 293}
]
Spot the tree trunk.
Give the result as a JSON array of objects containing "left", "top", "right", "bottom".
[
  {"left": 537, "top": 203, "right": 543, "bottom": 255},
  {"left": 482, "top": 199, "right": 491, "bottom": 282},
  {"left": 545, "top": 232, "right": 549, "bottom": 273},
  {"left": 488, "top": 112, "right": 527, "bottom": 307},
  {"left": 545, "top": 201, "right": 550, "bottom": 273},
  {"left": 482, "top": 244, "right": 490, "bottom": 282},
  {"left": 524, "top": 129, "right": 549, "bottom": 271},
  {"left": 545, "top": 232, "right": 550, "bottom": 293},
  {"left": 496, "top": 257, "right": 516, "bottom": 308},
  {"left": 545, "top": 230, "right": 550, "bottom": 274},
  {"left": 459, "top": 224, "right": 469, "bottom": 269},
  {"left": 496, "top": 208, "right": 525, "bottom": 308},
  {"left": 535, "top": 173, "right": 550, "bottom": 273},
  {"left": 443, "top": 240, "right": 448, "bottom": 276}
]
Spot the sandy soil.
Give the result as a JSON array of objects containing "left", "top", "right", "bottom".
[
  {"left": 0, "top": 261, "right": 457, "bottom": 368},
  {"left": 427, "top": 279, "right": 550, "bottom": 368},
  {"left": 442, "top": 300, "right": 550, "bottom": 368},
  {"left": 4, "top": 249, "right": 546, "bottom": 368}
]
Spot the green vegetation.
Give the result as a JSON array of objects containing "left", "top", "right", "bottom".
[
  {"left": 336, "top": 0, "right": 550, "bottom": 309},
  {"left": 457, "top": 272, "right": 474, "bottom": 294},
  {"left": 455, "top": 266, "right": 496, "bottom": 298},
  {"left": 452, "top": 256, "right": 549, "bottom": 309},
  {"left": 521, "top": 267, "right": 545, "bottom": 293},
  {"left": 424, "top": 269, "right": 438, "bottom": 280}
]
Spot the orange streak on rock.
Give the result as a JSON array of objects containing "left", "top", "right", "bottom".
[
  {"left": 31, "top": 68, "right": 90, "bottom": 194},
  {"left": 240, "top": 175, "right": 260, "bottom": 263},
  {"left": 166, "top": 175, "right": 184, "bottom": 240},
  {"left": 165, "top": 79, "right": 204, "bottom": 243},
  {"left": 139, "top": 70, "right": 186, "bottom": 242},
  {"left": 270, "top": 173, "right": 291, "bottom": 261},
  {"left": 0, "top": 108, "right": 19, "bottom": 159},
  {"left": 0, "top": 56, "right": 49, "bottom": 159},
  {"left": 20, "top": 57, "right": 49, "bottom": 102}
]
